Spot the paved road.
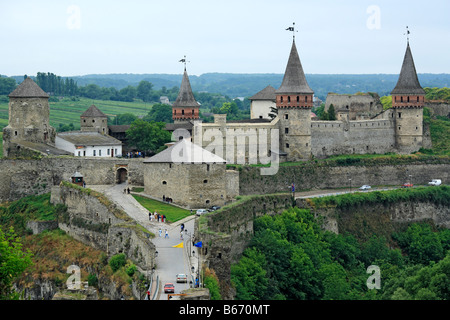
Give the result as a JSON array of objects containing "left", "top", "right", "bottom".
[{"left": 89, "top": 183, "right": 199, "bottom": 300}]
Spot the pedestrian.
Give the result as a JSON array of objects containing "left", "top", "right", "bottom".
[
  {"left": 180, "top": 231, "right": 183, "bottom": 240},
  {"left": 163, "top": 195, "right": 165, "bottom": 202},
  {"left": 159, "top": 228, "right": 162, "bottom": 237},
  {"left": 165, "top": 229, "right": 169, "bottom": 238},
  {"left": 149, "top": 211, "right": 152, "bottom": 221},
  {"left": 181, "top": 223, "right": 184, "bottom": 232},
  {"left": 127, "top": 187, "right": 130, "bottom": 194}
]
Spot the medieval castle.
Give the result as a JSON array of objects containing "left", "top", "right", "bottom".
[
  {"left": 166, "top": 38, "right": 429, "bottom": 163},
  {"left": 1, "top": 36, "right": 431, "bottom": 209}
]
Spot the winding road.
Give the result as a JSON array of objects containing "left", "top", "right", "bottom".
[{"left": 90, "top": 183, "right": 199, "bottom": 300}]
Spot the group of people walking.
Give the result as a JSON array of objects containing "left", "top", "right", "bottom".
[{"left": 149, "top": 211, "right": 166, "bottom": 223}]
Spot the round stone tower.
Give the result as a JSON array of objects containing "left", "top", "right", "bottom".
[
  {"left": 276, "top": 39, "right": 314, "bottom": 162},
  {"left": 390, "top": 41, "right": 425, "bottom": 153},
  {"left": 2, "top": 77, "right": 56, "bottom": 157}
]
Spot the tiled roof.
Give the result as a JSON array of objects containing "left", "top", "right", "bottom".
[
  {"left": 391, "top": 43, "right": 425, "bottom": 95},
  {"left": 144, "top": 139, "right": 226, "bottom": 163},
  {"left": 81, "top": 105, "right": 107, "bottom": 118},
  {"left": 276, "top": 40, "right": 314, "bottom": 95},
  {"left": 57, "top": 131, "right": 122, "bottom": 146},
  {"left": 8, "top": 77, "right": 49, "bottom": 98},
  {"left": 249, "top": 85, "right": 276, "bottom": 101},
  {"left": 172, "top": 69, "right": 200, "bottom": 108}
]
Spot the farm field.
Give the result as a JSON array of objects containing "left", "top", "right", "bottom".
[{"left": 0, "top": 97, "right": 152, "bottom": 131}]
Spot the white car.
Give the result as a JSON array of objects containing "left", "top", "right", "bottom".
[
  {"left": 428, "top": 179, "right": 441, "bottom": 186},
  {"left": 176, "top": 274, "right": 188, "bottom": 283},
  {"left": 196, "top": 209, "right": 208, "bottom": 216},
  {"left": 359, "top": 185, "right": 371, "bottom": 190}
]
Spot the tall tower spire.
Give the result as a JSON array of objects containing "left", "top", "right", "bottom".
[
  {"left": 276, "top": 26, "right": 313, "bottom": 161},
  {"left": 172, "top": 58, "right": 200, "bottom": 123},
  {"left": 391, "top": 35, "right": 425, "bottom": 154}
]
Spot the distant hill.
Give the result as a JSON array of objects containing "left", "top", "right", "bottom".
[{"left": 9, "top": 73, "right": 450, "bottom": 101}]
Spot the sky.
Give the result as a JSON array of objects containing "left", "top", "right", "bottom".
[{"left": 0, "top": 0, "right": 449, "bottom": 77}]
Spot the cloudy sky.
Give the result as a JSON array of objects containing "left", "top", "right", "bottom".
[{"left": 1, "top": 0, "right": 449, "bottom": 77}]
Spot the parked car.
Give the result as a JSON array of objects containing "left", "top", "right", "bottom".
[
  {"left": 196, "top": 209, "right": 208, "bottom": 216},
  {"left": 402, "top": 183, "right": 413, "bottom": 188},
  {"left": 428, "top": 179, "right": 442, "bottom": 186},
  {"left": 164, "top": 283, "right": 175, "bottom": 293},
  {"left": 208, "top": 206, "right": 221, "bottom": 212},
  {"left": 176, "top": 274, "right": 187, "bottom": 283},
  {"left": 359, "top": 185, "right": 371, "bottom": 190}
]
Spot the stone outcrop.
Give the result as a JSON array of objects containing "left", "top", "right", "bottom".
[{"left": 51, "top": 182, "right": 156, "bottom": 271}]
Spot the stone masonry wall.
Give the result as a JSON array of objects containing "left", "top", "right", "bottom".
[
  {"left": 237, "top": 162, "right": 449, "bottom": 196},
  {"left": 311, "top": 119, "right": 396, "bottom": 158},
  {"left": 0, "top": 157, "right": 145, "bottom": 202}
]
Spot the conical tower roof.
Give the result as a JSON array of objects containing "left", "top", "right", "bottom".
[
  {"left": 276, "top": 40, "right": 313, "bottom": 95},
  {"left": 391, "top": 42, "right": 425, "bottom": 95},
  {"left": 8, "top": 77, "right": 49, "bottom": 98},
  {"left": 172, "top": 68, "right": 200, "bottom": 108}
]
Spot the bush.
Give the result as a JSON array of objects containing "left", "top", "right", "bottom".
[
  {"left": 109, "top": 253, "right": 127, "bottom": 273},
  {"left": 126, "top": 264, "right": 137, "bottom": 277},
  {"left": 88, "top": 273, "right": 98, "bottom": 287}
]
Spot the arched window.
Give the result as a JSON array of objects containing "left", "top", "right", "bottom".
[{"left": 288, "top": 96, "right": 291, "bottom": 102}]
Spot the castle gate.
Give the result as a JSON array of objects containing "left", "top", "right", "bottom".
[{"left": 115, "top": 165, "right": 128, "bottom": 184}]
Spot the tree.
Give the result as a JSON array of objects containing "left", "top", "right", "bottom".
[
  {"left": 126, "top": 119, "right": 171, "bottom": 153},
  {"left": 327, "top": 104, "right": 336, "bottom": 120},
  {"left": 137, "top": 80, "right": 154, "bottom": 102},
  {"left": 219, "top": 102, "right": 239, "bottom": 115},
  {"left": 0, "top": 226, "right": 33, "bottom": 299},
  {"left": 0, "top": 77, "right": 17, "bottom": 95},
  {"left": 143, "top": 103, "right": 173, "bottom": 123},
  {"left": 112, "top": 113, "right": 138, "bottom": 126}
]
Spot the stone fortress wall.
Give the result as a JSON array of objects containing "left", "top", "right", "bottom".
[
  {"left": 0, "top": 157, "right": 145, "bottom": 203},
  {"left": 310, "top": 117, "right": 396, "bottom": 158}
]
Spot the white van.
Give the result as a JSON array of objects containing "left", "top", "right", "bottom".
[{"left": 428, "top": 179, "right": 442, "bottom": 186}]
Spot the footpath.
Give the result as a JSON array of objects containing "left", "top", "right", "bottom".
[{"left": 89, "top": 183, "right": 200, "bottom": 300}]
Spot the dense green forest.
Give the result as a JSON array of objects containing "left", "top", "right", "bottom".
[{"left": 231, "top": 190, "right": 450, "bottom": 300}]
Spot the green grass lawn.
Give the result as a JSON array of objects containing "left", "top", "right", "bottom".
[{"left": 132, "top": 194, "right": 192, "bottom": 223}]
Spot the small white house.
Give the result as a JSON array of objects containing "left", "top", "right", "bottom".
[
  {"left": 55, "top": 131, "right": 122, "bottom": 157},
  {"left": 249, "top": 85, "right": 276, "bottom": 120}
]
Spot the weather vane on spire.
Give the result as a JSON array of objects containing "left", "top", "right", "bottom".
[
  {"left": 285, "top": 22, "right": 297, "bottom": 40},
  {"left": 179, "top": 55, "right": 190, "bottom": 70},
  {"left": 404, "top": 26, "right": 410, "bottom": 43}
]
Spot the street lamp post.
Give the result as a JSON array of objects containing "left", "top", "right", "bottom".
[{"left": 349, "top": 178, "right": 352, "bottom": 193}]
